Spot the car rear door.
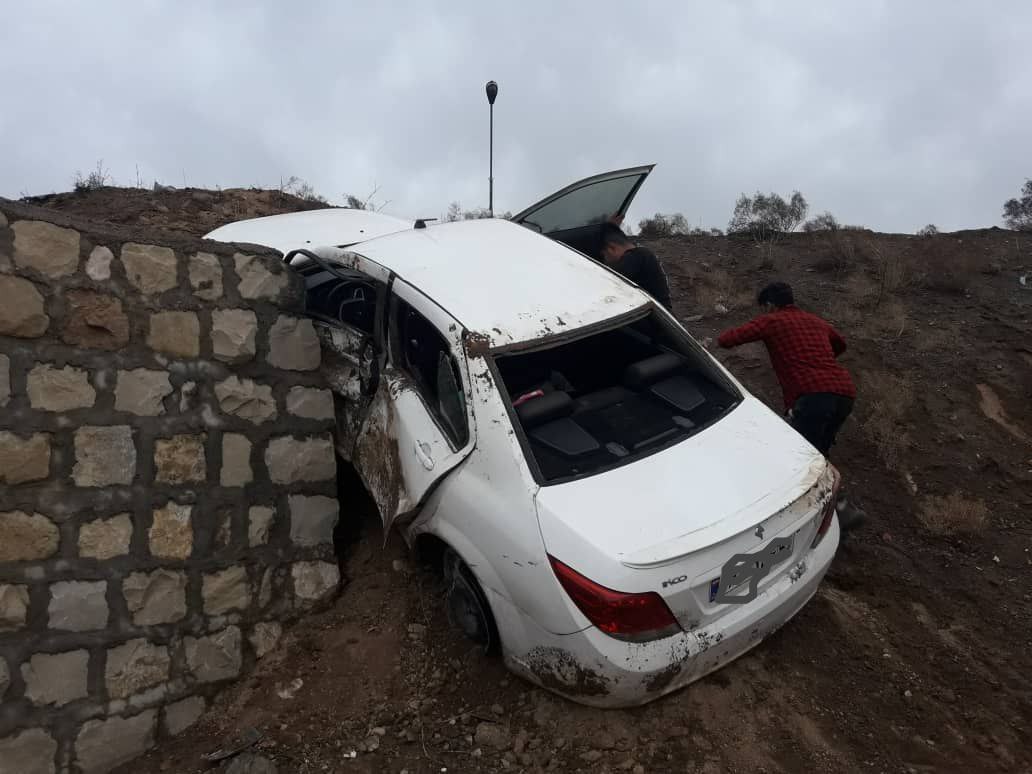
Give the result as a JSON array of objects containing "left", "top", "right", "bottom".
[{"left": 510, "top": 164, "right": 654, "bottom": 256}]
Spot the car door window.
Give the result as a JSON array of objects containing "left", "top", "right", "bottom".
[
  {"left": 305, "top": 274, "right": 379, "bottom": 334},
  {"left": 393, "top": 298, "right": 469, "bottom": 448},
  {"left": 520, "top": 175, "right": 646, "bottom": 233}
]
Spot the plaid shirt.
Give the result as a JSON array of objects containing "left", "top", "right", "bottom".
[{"left": 718, "top": 305, "right": 856, "bottom": 410}]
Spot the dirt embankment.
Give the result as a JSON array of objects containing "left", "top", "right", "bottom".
[{"left": 30, "top": 188, "right": 1032, "bottom": 773}]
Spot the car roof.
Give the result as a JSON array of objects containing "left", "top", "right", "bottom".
[
  {"left": 348, "top": 218, "right": 649, "bottom": 348},
  {"left": 204, "top": 208, "right": 412, "bottom": 254}
]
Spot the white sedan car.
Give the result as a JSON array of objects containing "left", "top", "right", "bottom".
[{"left": 207, "top": 166, "right": 840, "bottom": 707}]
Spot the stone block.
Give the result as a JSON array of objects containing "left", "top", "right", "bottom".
[
  {"left": 202, "top": 566, "right": 251, "bottom": 615},
  {"left": 21, "top": 650, "right": 89, "bottom": 706},
  {"left": 212, "top": 309, "right": 257, "bottom": 362},
  {"left": 185, "top": 626, "right": 242, "bottom": 683},
  {"left": 286, "top": 386, "right": 334, "bottom": 420},
  {"left": 234, "top": 252, "right": 287, "bottom": 300},
  {"left": 267, "top": 316, "right": 320, "bottom": 371},
  {"left": 78, "top": 513, "right": 133, "bottom": 559},
  {"left": 26, "top": 363, "right": 96, "bottom": 411},
  {"left": 0, "top": 728, "right": 58, "bottom": 774},
  {"left": 0, "top": 354, "right": 9, "bottom": 407},
  {"left": 249, "top": 621, "right": 282, "bottom": 659},
  {"left": 154, "top": 434, "right": 206, "bottom": 485},
  {"left": 115, "top": 368, "right": 172, "bottom": 416},
  {"left": 122, "top": 569, "right": 187, "bottom": 625},
  {"left": 12, "top": 220, "right": 79, "bottom": 277},
  {"left": 288, "top": 495, "right": 339, "bottom": 548},
  {"left": 147, "top": 311, "right": 200, "bottom": 358},
  {"left": 0, "top": 656, "right": 8, "bottom": 699},
  {"left": 164, "top": 695, "right": 205, "bottom": 736},
  {"left": 73, "top": 425, "right": 135, "bottom": 486},
  {"left": 75, "top": 710, "right": 156, "bottom": 774},
  {"left": 61, "top": 290, "right": 130, "bottom": 350},
  {"left": 149, "top": 501, "right": 193, "bottom": 560},
  {"left": 189, "top": 251, "right": 223, "bottom": 300},
  {"left": 258, "top": 568, "right": 273, "bottom": 608},
  {"left": 0, "top": 275, "right": 48, "bottom": 337},
  {"left": 0, "top": 584, "right": 30, "bottom": 631},
  {"left": 121, "top": 242, "right": 177, "bottom": 294},
  {"left": 0, "top": 433, "right": 50, "bottom": 485},
  {"left": 48, "top": 580, "right": 108, "bottom": 631},
  {"left": 0, "top": 511, "right": 58, "bottom": 561},
  {"left": 221, "top": 433, "right": 253, "bottom": 487},
  {"left": 248, "top": 506, "right": 274, "bottom": 546},
  {"left": 86, "top": 245, "right": 113, "bottom": 280},
  {"left": 292, "top": 561, "right": 340, "bottom": 602},
  {"left": 105, "top": 638, "right": 170, "bottom": 699},
  {"left": 265, "top": 435, "right": 335, "bottom": 484},
  {"left": 215, "top": 376, "right": 276, "bottom": 423}
]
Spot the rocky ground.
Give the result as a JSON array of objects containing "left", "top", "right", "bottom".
[{"left": 37, "top": 187, "right": 1032, "bottom": 773}]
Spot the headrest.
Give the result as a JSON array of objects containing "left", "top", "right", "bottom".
[
  {"left": 623, "top": 353, "right": 682, "bottom": 390},
  {"left": 515, "top": 391, "right": 573, "bottom": 429}
]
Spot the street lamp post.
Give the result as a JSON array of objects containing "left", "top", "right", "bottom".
[{"left": 486, "top": 80, "right": 498, "bottom": 216}]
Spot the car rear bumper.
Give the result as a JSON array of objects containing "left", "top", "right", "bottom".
[{"left": 505, "top": 516, "right": 839, "bottom": 708}]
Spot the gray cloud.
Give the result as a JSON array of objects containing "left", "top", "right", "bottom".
[{"left": 2, "top": 0, "right": 1029, "bottom": 232}]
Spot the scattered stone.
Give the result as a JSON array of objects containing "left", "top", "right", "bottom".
[
  {"left": 21, "top": 650, "right": 89, "bottom": 706},
  {"left": 0, "top": 728, "right": 58, "bottom": 774},
  {"left": 189, "top": 251, "right": 223, "bottom": 300},
  {"left": 683, "top": 314, "right": 704, "bottom": 323},
  {"left": 286, "top": 386, "right": 335, "bottom": 420},
  {"left": 186, "top": 626, "right": 242, "bottom": 682},
  {"left": 276, "top": 677, "right": 304, "bottom": 700},
  {"left": 234, "top": 252, "right": 288, "bottom": 300},
  {"left": 0, "top": 354, "right": 9, "bottom": 407},
  {"left": 475, "top": 722, "right": 512, "bottom": 751},
  {"left": 580, "top": 750, "right": 603, "bottom": 763},
  {"left": 392, "top": 559, "right": 410, "bottom": 573},
  {"left": 48, "top": 580, "right": 108, "bottom": 631},
  {"left": 62, "top": 290, "right": 130, "bottom": 350},
  {"left": 73, "top": 425, "right": 135, "bottom": 486},
  {"left": 0, "top": 275, "right": 49, "bottom": 337},
  {"left": 115, "top": 369, "right": 173, "bottom": 416},
  {"left": 0, "top": 584, "right": 30, "bottom": 631},
  {"left": 120, "top": 242, "right": 177, "bottom": 294},
  {"left": 203, "top": 566, "right": 251, "bottom": 615},
  {"left": 215, "top": 376, "right": 277, "bottom": 423},
  {"left": 154, "top": 433, "right": 207, "bottom": 484},
  {"left": 265, "top": 435, "right": 335, "bottom": 484},
  {"left": 714, "top": 303, "right": 729, "bottom": 315},
  {"left": 492, "top": 703, "right": 505, "bottom": 716},
  {"left": 0, "top": 433, "right": 51, "bottom": 485},
  {"left": 105, "top": 639, "right": 170, "bottom": 699},
  {"left": 86, "top": 245, "right": 114, "bottom": 281},
  {"left": 75, "top": 710, "right": 156, "bottom": 774},
  {"left": 226, "top": 753, "right": 278, "bottom": 774},
  {"left": 12, "top": 220, "right": 80, "bottom": 277},
  {"left": 0, "top": 510, "right": 59, "bottom": 561},
  {"left": 27, "top": 363, "right": 96, "bottom": 411},
  {"left": 288, "top": 494, "right": 338, "bottom": 547},
  {"left": 212, "top": 309, "right": 258, "bottom": 362},
  {"left": 148, "top": 311, "right": 200, "bottom": 358},
  {"left": 267, "top": 316, "right": 320, "bottom": 371},
  {"left": 291, "top": 561, "right": 340, "bottom": 601},
  {"left": 78, "top": 513, "right": 132, "bottom": 560},
  {"left": 164, "top": 695, "right": 206, "bottom": 736},
  {"left": 122, "top": 569, "right": 187, "bottom": 625},
  {"left": 248, "top": 506, "right": 275, "bottom": 546},
  {"left": 149, "top": 501, "right": 193, "bottom": 560},
  {"left": 407, "top": 623, "right": 427, "bottom": 637},
  {"left": 249, "top": 621, "right": 283, "bottom": 658},
  {"left": 221, "top": 433, "right": 253, "bottom": 486}
]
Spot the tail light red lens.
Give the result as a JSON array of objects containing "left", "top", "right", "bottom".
[
  {"left": 811, "top": 465, "right": 842, "bottom": 549},
  {"left": 548, "top": 556, "right": 682, "bottom": 643}
]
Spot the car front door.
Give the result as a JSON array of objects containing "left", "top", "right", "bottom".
[{"left": 510, "top": 164, "right": 654, "bottom": 256}]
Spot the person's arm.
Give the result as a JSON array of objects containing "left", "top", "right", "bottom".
[
  {"left": 828, "top": 325, "right": 847, "bottom": 357},
  {"left": 718, "top": 317, "right": 767, "bottom": 348}
]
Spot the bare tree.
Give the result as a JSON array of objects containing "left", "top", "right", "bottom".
[
  {"left": 73, "top": 160, "right": 111, "bottom": 192},
  {"left": 1003, "top": 179, "right": 1032, "bottom": 231},
  {"left": 728, "top": 190, "right": 809, "bottom": 267},
  {"left": 638, "top": 213, "right": 692, "bottom": 238},
  {"left": 917, "top": 224, "right": 939, "bottom": 237},
  {"left": 802, "top": 211, "right": 840, "bottom": 233}
]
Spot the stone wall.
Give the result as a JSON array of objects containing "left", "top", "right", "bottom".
[{"left": 0, "top": 200, "right": 340, "bottom": 774}]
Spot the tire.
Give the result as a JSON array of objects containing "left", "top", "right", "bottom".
[{"left": 443, "top": 548, "right": 499, "bottom": 654}]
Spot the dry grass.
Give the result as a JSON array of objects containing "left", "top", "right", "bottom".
[
  {"left": 833, "top": 275, "right": 908, "bottom": 340},
  {"left": 859, "top": 371, "right": 914, "bottom": 470},
  {"left": 917, "top": 492, "right": 989, "bottom": 535},
  {"left": 693, "top": 268, "right": 756, "bottom": 313}
]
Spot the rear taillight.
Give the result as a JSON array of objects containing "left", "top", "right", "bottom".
[
  {"left": 811, "top": 465, "right": 842, "bottom": 549},
  {"left": 548, "top": 556, "right": 682, "bottom": 643}
]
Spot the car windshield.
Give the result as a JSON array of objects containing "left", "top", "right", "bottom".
[{"left": 493, "top": 311, "right": 742, "bottom": 484}]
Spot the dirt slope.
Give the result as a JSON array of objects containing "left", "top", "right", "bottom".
[{"left": 34, "top": 188, "right": 1032, "bottom": 773}]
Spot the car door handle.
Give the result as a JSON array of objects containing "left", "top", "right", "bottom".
[{"left": 415, "top": 442, "right": 434, "bottom": 471}]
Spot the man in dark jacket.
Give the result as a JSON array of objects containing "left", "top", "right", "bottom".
[{"left": 599, "top": 222, "right": 672, "bottom": 311}]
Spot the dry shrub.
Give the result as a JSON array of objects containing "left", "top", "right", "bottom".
[
  {"left": 917, "top": 492, "right": 989, "bottom": 535},
  {"left": 920, "top": 253, "right": 979, "bottom": 295},
  {"left": 869, "top": 241, "right": 924, "bottom": 297},
  {"left": 859, "top": 371, "right": 914, "bottom": 470},
  {"left": 835, "top": 276, "right": 908, "bottom": 340},
  {"left": 693, "top": 268, "right": 755, "bottom": 312},
  {"left": 813, "top": 231, "right": 865, "bottom": 275}
]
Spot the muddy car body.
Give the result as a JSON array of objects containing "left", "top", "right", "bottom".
[{"left": 206, "top": 167, "right": 841, "bottom": 707}]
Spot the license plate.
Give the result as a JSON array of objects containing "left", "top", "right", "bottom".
[{"left": 711, "top": 535, "right": 795, "bottom": 605}]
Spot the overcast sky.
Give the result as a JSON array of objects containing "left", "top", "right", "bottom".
[{"left": 2, "top": 1, "right": 1029, "bottom": 233}]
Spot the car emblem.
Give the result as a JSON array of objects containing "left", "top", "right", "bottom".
[{"left": 755, "top": 525, "right": 765, "bottom": 539}]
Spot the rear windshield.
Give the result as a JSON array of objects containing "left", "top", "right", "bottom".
[{"left": 493, "top": 311, "right": 742, "bottom": 484}]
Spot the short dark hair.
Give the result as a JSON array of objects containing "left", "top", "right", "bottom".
[
  {"left": 757, "top": 282, "right": 794, "bottom": 308},
  {"left": 600, "top": 222, "right": 632, "bottom": 248}
]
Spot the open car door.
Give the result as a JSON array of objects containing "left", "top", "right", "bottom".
[{"left": 511, "top": 164, "right": 654, "bottom": 257}]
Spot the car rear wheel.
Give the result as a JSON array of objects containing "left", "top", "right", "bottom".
[{"left": 443, "top": 548, "right": 498, "bottom": 654}]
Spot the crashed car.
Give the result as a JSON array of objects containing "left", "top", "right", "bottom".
[{"left": 206, "top": 166, "right": 840, "bottom": 707}]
